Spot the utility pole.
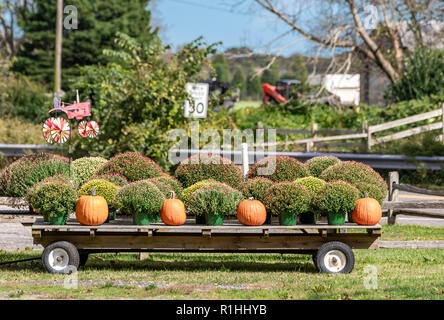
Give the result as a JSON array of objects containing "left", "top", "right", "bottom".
[{"left": 54, "top": 0, "right": 63, "bottom": 95}]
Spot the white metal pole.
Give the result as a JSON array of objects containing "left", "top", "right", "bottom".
[{"left": 241, "top": 143, "right": 249, "bottom": 179}]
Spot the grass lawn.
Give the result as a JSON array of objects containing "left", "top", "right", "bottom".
[{"left": 0, "top": 249, "right": 443, "bottom": 300}]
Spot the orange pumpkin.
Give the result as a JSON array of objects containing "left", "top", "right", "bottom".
[
  {"left": 237, "top": 198, "right": 266, "bottom": 226},
  {"left": 160, "top": 192, "right": 186, "bottom": 226},
  {"left": 352, "top": 194, "right": 382, "bottom": 226},
  {"left": 75, "top": 186, "right": 109, "bottom": 226}
]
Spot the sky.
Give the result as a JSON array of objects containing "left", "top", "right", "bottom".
[{"left": 152, "top": 0, "right": 314, "bottom": 57}]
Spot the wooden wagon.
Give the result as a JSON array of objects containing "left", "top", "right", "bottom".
[{"left": 31, "top": 217, "right": 381, "bottom": 274}]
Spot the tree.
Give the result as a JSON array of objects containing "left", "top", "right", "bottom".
[
  {"left": 246, "top": 67, "right": 262, "bottom": 100},
  {"left": 231, "top": 65, "right": 246, "bottom": 98},
  {"left": 247, "top": 0, "right": 443, "bottom": 83},
  {"left": 12, "top": 0, "right": 156, "bottom": 91},
  {"left": 213, "top": 53, "right": 230, "bottom": 83},
  {"left": 72, "top": 34, "right": 218, "bottom": 171},
  {"left": 261, "top": 60, "right": 279, "bottom": 84}
]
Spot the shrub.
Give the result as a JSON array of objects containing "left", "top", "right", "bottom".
[
  {"left": 113, "top": 181, "right": 165, "bottom": 217},
  {"left": 353, "top": 182, "right": 385, "bottom": 205},
  {"left": 294, "top": 176, "right": 326, "bottom": 196},
  {"left": 182, "top": 179, "right": 217, "bottom": 206},
  {"left": 187, "top": 182, "right": 244, "bottom": 217},
  {"left": 247, "top": 155, "right": 309, "bottom": 183},
  {"left": 148, "top": 176, "right": 183, "bottom": 199},
  {"left": 92, "top": 173, "right": 128, "bottom": 187},
  {"left": 313, "top": 181, "right": 360, "bottom": 217},
  {"left": 240, "top": 177, "right": 274, "bottom": 202},
  {"left": 319, "top": 161, "right": 388, "bottom": 197},
  {"left": 28, "top": 182, "right": 77, "bottom": 222},
  {"left": 71, "top": 157, "right": 108, "bottom": 186},
  {"left": 263, "top": 182, "right": 311, "bottom": 216},
  {"left": 26, "top": 173, "right": 74, "bottom": 209},
  {"left": 305, "top": 156, "right": 341, "bottom": 177},
  {"left": 174, "top": 153, "right": 243, "bottom": 188},
  {"left": 141, "top": 178, "right": 174, "bottom": 199},
  {"left": 78, "top": 179, "right": 119, "bottom": 209},
  {"left": 96, "top": 153, "right": 162, "bottom": 182}
]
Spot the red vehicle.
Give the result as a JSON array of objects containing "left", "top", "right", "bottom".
[
  {"left": 262, "top": 79, "right": 301, "bottom": 104},
  {"left": 49, "top": 101, "right": 91, "bottom": 120}
]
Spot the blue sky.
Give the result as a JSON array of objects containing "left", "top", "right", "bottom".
[{"left": 152, "top": 0, "right": 314, "bottom": 57}]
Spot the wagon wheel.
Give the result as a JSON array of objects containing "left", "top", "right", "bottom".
[
  {"left": 315, "top": 241, "right": 355, "bottom": 274},
  {"left": 42, "top": 241, "right": 80, "bottom": 274}
]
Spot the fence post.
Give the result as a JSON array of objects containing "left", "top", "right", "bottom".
[
  {"left": 387, "top": 171, "right": 399, "bottom": 225},
  {"left": 366, "top": 125, "right": 372, "bottom": 152},
  {"left": 309, "top": 123, "right": 318, "bottom": 153}
]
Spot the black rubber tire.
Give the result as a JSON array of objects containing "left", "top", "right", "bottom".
[
  {"left": 42, "top": 241, "right": 80, "bottom": 274},
  {"left": 79, "top": 253, "right": 89, "bottom": 267},
  {"left": 315, "top": 241, "right": 355, "bottom": 274}
]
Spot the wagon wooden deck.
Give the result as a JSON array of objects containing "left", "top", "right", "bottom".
[{"left": 32, "top": 218, "right": 381, "bottom": 253}]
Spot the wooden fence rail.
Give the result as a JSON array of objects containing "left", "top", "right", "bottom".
[
  {"left": 255, "top": 103, "right": 444, "bottom": 152},
  {"left": 385, "top": 171, "right": 444, "bottom": 225}
]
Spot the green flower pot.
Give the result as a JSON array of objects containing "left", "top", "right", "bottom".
[
  {"left": 299, "top": 212, "right": 318, "bottom": 225},
  {"left": 195, "top": 214, "right": 206, "bottom": 225},
  {"left": 279, "top": 212, "right": 298, "bottom": 226},
  {"left": 152, "top": 213, "right": 161, "bottom": 223},
  {"left": 205, "top": 213, "right": 223, "bottom": 226},
  {"left": 327, "top": 213, "right": 346, "bottom": 226},
  {"left": 133, "top": 212, "right": 152, "bottom": 225},
  {"left": 48, "top": 214, "right": 67, "bottom": 225}
]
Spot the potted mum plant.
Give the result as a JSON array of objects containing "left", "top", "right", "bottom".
[
  {"left": 263, "top": 182, "right": 311, "bottom": 226},
  {"left": 28, "top": 181, "right": 78, "bottom": 225},
  {"left": 313, "top": 181, "right": 360, "bottom": 225},
  {"left": 294, "top": 176, "right": 326, "bottom": 224},
  {"left": 113, "top": 181, "right": 165, "bottom": 225},
  {"left": 187, "top": 183, "right": 244, "bottom": 226}
]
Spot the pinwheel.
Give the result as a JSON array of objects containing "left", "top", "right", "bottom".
[
  {"left": 50, "top": 117, "right": 71, "bottom": 144},
  {"left": 86, "top": 121, "right": 99, "bottom": 138},
  {"left": 42, "top": 117, "right": 56, "bottom": 143},
  {"left": 78, "top": 120, "right": 88, "bottom": 138}
]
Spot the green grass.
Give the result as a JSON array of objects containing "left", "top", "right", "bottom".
[
  {"left": 233, "top": 100, "right": 262, "bottom": 110},
  {"left": 381, "top": 224, "right": 444, "bottom": 241},
  {"left": 0, "top": 248, "right": 443, "bottom": 300}
]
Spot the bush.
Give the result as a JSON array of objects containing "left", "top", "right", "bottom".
[
  {"left": 319, "top": 161, "right": 388, "bottom": 197},
  {"left": 71, "top": 157, "right": 108, "bottom": 187},
  {"left": 113, "top": 181, "right": 165, "bottom": 217},
  {"left": 182, "top": 179, "right": 217, "bottom": 206},
  {"left": 187, "top": 182, "right": 244, "bottom": 217},
  {"left": 28, "top": 182, "right": 77, "bottom": 222},
  {"left": 353, "top": 182, "right": 385, "bottom": 205},
  {"left": 92, "top": 172, "right": 128, "bottom": 187},
  {"left": 78, "top": 179, "right": 119, "bottom": 209},
  {"left": 175, "top": 153, "right": 243, "bottom": 188},
  {"left": 96, "top": 153, "right": 162, "bottom": 182},
  {"left": 305, "top": 156, "right": 341, "bottom": 177},
  {"left": 294, "top": 176, "right": 326, "bottom": 196},
  {"left": 148, "top": 176, "right": 183, "bottom": 199},
  {"left": 142, "top": 178, "right": 174, "bottom": 199},
  {"left": 239, "top": 177, "right": 274, "bottom": 202},
  {"left": 313, "top": 181, "right": 359, "bottom": 217},
  {"left": 263, "top": 182, "right": 311, "bottom": 216},
  {"left": 247, "top": 155, "right": 309, "bottom": 183}
]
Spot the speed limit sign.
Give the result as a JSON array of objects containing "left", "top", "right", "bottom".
[{"left": 184, "top": 83, "right": 209, "bottom": 118}]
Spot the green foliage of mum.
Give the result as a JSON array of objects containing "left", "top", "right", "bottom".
[
  {"left": 305, "top": 156, "right": 341, "bottom": 177},
  {"left": 113, "top": 181, "right": 165, "bottom": 216},
  {"left": 240, "top": 177, "right": 274, "bottom": 202},
  {"left": 71, "top": 157, "right": 108, "bottom": 187},
  {"left": 148, "top": 176, "right": 183, "bottom": 199},
  {"left": 78, "top": 179, "right": 119, "bottom": 209},
  {"left": 313, "top": 181, "right": 360, "bottom": 217},
  {"left": 353, "top": 182, "right": 385, "bottom": 205},
  {"left": 263, "top": 182, "right": 311, "bottom": 216},
  {"left": 294, "top": 177, "right": 326, "bottom": 196},
  {"left": 92, "top": 173, "right": 128, "bottom": 187},
  {"left": 319, "top": 161, "right": 388, "bottom": 198},
  {"left": 26, "top": 174, "right": 74, "bottom": 210},
  {"left": 96, "top": 152, "right": 162, "bottom": 182},
  {"left": 141, "top": 178, "right": 174, "bottom": 199},
  {"left": 187, "top": 183, "right": 244, "bottom": 217},
  {"left": 182, "top": 179, "right": 217, "bottom": 206},
  {"left": 247, "top": 155, "right": 309, "bottom": 183},
  {"left": 174, "top": 154, "right": 243, "bottom": 188},
  {"left": 28, "top": 182, "right": 77, "bottom": 221}
]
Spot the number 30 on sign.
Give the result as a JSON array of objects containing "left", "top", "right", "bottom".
[{"left": 184, "top": 83, "right": 209, "bottom": 119}]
